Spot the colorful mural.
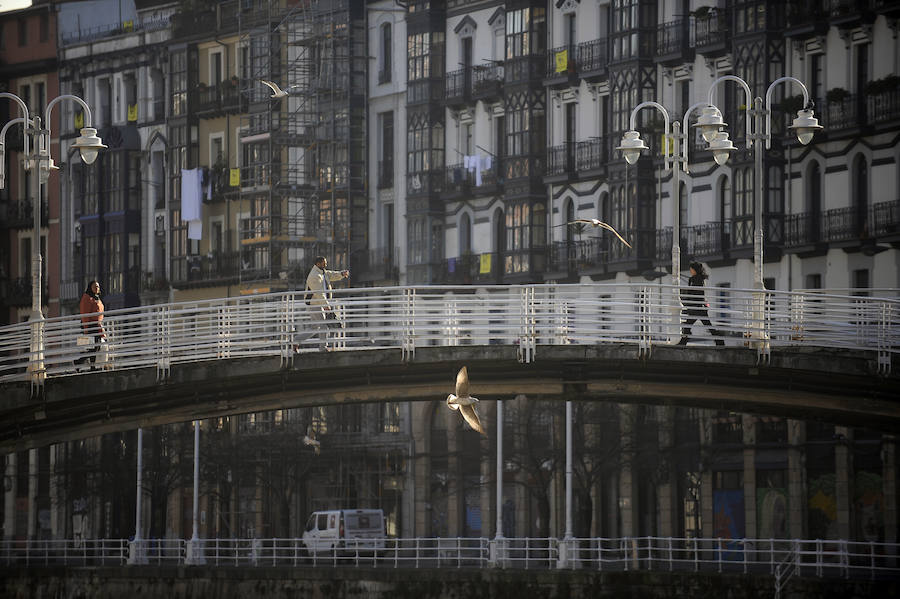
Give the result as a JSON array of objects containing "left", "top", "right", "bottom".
[
  {"left": 714, "top": 489, "right": 744, "bottom": 560},
  {"left": 808, "top": 472, "right": 837, "bottom": 539}
]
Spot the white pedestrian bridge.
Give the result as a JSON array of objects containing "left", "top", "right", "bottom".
[
  {"left": 0, "top": 283, "right": 898, "bottom": 452},
  {"left": 0, "top": 283, "right": 897, "bottom": 384}
]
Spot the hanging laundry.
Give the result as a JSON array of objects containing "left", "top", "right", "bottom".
[{"left": 181, "top": 168, "right": 203, "bottom": 240}]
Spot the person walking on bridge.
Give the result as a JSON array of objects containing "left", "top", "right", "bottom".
[
  {"left": 299, "top": 256, "right": 349, "bottom": 351},
  {"left": 678, "top": 262, "right": 724, "bottom": 346},
  {"left": 76, "top": 280, "right": 106, "bottom": 369}
]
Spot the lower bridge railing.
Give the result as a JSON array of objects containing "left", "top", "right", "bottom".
[{"left": 2, "top": 536, "right": 899, "bottom": 579}]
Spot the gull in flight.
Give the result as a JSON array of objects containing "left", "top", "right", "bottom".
[
  {"left": 259, "top": 79, "right": 302, "bottom": 98},
  {"left": 559, "top": 219, "right": 632, "bottom": 248},
  {"left": 446, "top": 366, "right": 487, "bottom": 436},
  {"left": 303, "top": 425, "right": 321, "bottom": 455}
]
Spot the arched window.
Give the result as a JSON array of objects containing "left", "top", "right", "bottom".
[
  {"left": 565, "top": 198, "right": 575, "bottom": 244},
  {"left": 599, "top": 192, "right": 610, "bottom": 223},
  {"left": 494, "top": 208, "right": 506, "bottom": 254},
  {"left": 459, "top": 212, "right": 472, "bottom": 255},
  {"left": 806, "top": 161, "right": 821, "bottom": 242},
  {"left": 853, "top": 154, "right": 869, "bottom": 236},
  {"left": 718, "top": 175, "right": 731, "bottom": 223}
]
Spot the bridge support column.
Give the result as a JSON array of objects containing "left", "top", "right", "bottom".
[
  {"left": 788, "top": 420, "right": 807, "bottom": 539},
  {"left": 490, "top": 399, "right": 505, "bottom": 568},
  {"left": 557, "top": 401, "right": 574, "bottom": 569},
  {"left": 3, "top": 453, "right": 15, "bottom": 539},
  {"left": 128, "top": 428, "right": 147, "bottom": 565},
  {"left": 835, "top": 426, "right": 852, "bottom": 540},
  {"left": 742, "top": 415, "right": 757, "bottom": 554},
  {"left": 27, "top": 448, "right": 37, "bottom": 540},
  {"left": 884, "top": 436, "right": 897, "bottom": 567},
  {"left": 185, "top": 420, "right": 205, "bottom": 565}
]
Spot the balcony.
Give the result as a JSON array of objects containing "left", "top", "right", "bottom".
[
  {"left": 818, "top": 93, "right": 865, "bottom": 132},
  {"left": 170, "top": 251, "right": 241, "bottom": 288},
  {"left": 785, "top": 213, "right": 826, "bottom": 251},
  {"left": 436, "top": 254, "right": 479, "bottom": 285},
  {"left": 505, "top": 54, "right": 544, "bottom": 86},
  {"left": 656, "top": 223, "right": 730, "bottom": 263},
  {"left": 575, "top": 137, "right": 609, "bottom": 175},
  {"left": 873, "top": 0, "right": 900, "bottom": 15},
  {"left": 692, "top": 9, "right": 729, "bottom": 56},
  {"left": 0, "top": 277, "right": 40, "bottom": 307},
  {"left": 443, "top": 163, "right": 472, "bottom": 198},
  {"left": 5, "top": 199, "right": 49, "bottom": 229},
  {"left": 472, "top": 64, "right": 503, "bottom": 103},
  {"left": 867, "top": 88, "right": 900, "bottom": 125},
  {"left": 377, "top": 160, "right": 394, "bottom": 189},
  {"left": 444, "top": 68, "right": 471, "bottom": 108},
  {"left": 407, "top": 170, "right": 444, "bottom": 197},
  {"left": 407, "top": 77, "right": 444, "bottom": 106},
  {"left": 546, "top": 45, "right": 578, "bottom": 88},
  {"left": 827, "top": 0, "right": 876, "bottom": 27},
  {"left": 785, "top": 0, "right": 829, "bottom": 38},
  {"left": 194, "top": 81, "right": 246, "bottom": 117},
  {"left": 577, "top": 38, "right": 608, "bottom": 82},
  {"left": 545, "top": 143, "right": 576, "bottom": 182},
  {"left": 655, "top": 19, "right": 693, "bottom": 66},
  {"left": 351, "top": 247, "right": 398, "bottom": 283}
]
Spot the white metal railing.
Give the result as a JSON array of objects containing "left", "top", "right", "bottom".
[
  {"left": 1, "top": 537, "right": 898, "bottom": 579},
  {"left": 0, "top": 283, "right": 898, "bottom": 384}
]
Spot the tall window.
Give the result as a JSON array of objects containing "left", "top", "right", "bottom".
[
  {"left": 408, "top": 32, "right": 433, "bottom": 81},
  {"left": 505, "top": 7, "right": 546, "bottom": 58},
  {"left": 459, "top": 213, "right": 472, "bottom": 255},
  {"left": 379, "top": 111, "right": 394, "bottom": 187},
  {"left": 719, "top": 175, "right": 731, "bottom": 223},
  {"left": 381, "top": 24, "right": 392, "bottom": 83},
  {"left": 611, "top": 0, "right": 639, "bottom": 61},
  {"left": 170, "top": 51, "right": 187, "bottom": 117},
  {"left": 810, "top": 54, "right": 824, "bottom": 104},
  {"left": 853, "top": 155, "right": 868, "bottom": 236},
  {"left": 407, "top": 113, "right": 443, "bottom": 176}
]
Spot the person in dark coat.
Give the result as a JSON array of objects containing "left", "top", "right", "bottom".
[
  {"left": 76, "top": 280, "right": 105, "bottom": 369},
  {"left": 678, "top": 262, "right": 724, "bottom": 346}
]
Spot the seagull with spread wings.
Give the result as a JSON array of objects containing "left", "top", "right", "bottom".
[
  {"left": 259, "top": 79, "right": 302, "bottom": 98},
  {"left": 446, "top": 366, "right": 487, "bottom": 436},
  {"left": 557, "top": 218, "right": 632, "bottom": 248}
]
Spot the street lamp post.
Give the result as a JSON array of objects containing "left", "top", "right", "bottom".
[
  {"left": 0, "top": 93, "right": 105, "bottom": 389},
  {"left": 696, "top": 75, "right": 822, "bottom": 289},
  {"left": 616, "top": 101, "right": 737, "bottom": 342}
]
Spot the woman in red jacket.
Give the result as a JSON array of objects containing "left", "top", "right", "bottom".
[{"left": 76, "top": 280, "right": 105, "bottom": 369}]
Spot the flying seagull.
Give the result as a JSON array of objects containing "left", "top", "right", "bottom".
[
  {"left": 557, "top": 218, "right": 632, "bottom": 248},
  {"left": 446, "top": 366, "right": 487, "bottom": 436},
  {"left": 259, "top": 79, "right": 302, "bottom": 98},
  {"left": 303, "top": 425, "right": 321, "bottom": 455}
]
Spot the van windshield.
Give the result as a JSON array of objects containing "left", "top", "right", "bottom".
[{"left": 345, "top": 512, "right": 383, "bottom": 531}]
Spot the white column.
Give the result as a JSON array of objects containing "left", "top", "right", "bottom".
[
  {"left": 185, "top": 421, "right": 205, "bottom": 564},
  {"left": 489, "top": 400, "right": 506, "bottom": 566},
  {"left": 558, "top": 400, "right": 574, "bottom": 569},
  {"left": 128, "top": 428, "right": 147, "bottom": 564}
]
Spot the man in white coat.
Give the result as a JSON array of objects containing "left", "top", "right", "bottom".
[{"left": 301, "top": 255, "right": 349, "bottom": 350}]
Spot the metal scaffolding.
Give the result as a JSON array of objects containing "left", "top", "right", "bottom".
[{"left": 238, "top": 0, "right": 366, "bottom": 286}]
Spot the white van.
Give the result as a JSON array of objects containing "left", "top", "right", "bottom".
[{"left": 301, "top": 509, "right": 386, "bottom": 555}]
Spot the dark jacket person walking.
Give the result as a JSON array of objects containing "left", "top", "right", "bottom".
[{"left": 678, "top": 262, "right": 724, "bottom": 346}]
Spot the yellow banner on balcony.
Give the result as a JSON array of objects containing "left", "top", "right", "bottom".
[
  {"left": 555, "top": 49, "right": 568, "bottom": 73},
  {"left": 229, "top": 168, "right": 240, "bottom": 186},
  {"left": 127, "top": 104, "right": 138, "bottom": 122},
  {"left": 74, "top": 111, "right": 83, "bottom": 129},
  {"left": 479, "top": 253, "right": 491, "bottom": 274},
  {"left": 123, "top": 20, "right": 134, "bottom": 32}
]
